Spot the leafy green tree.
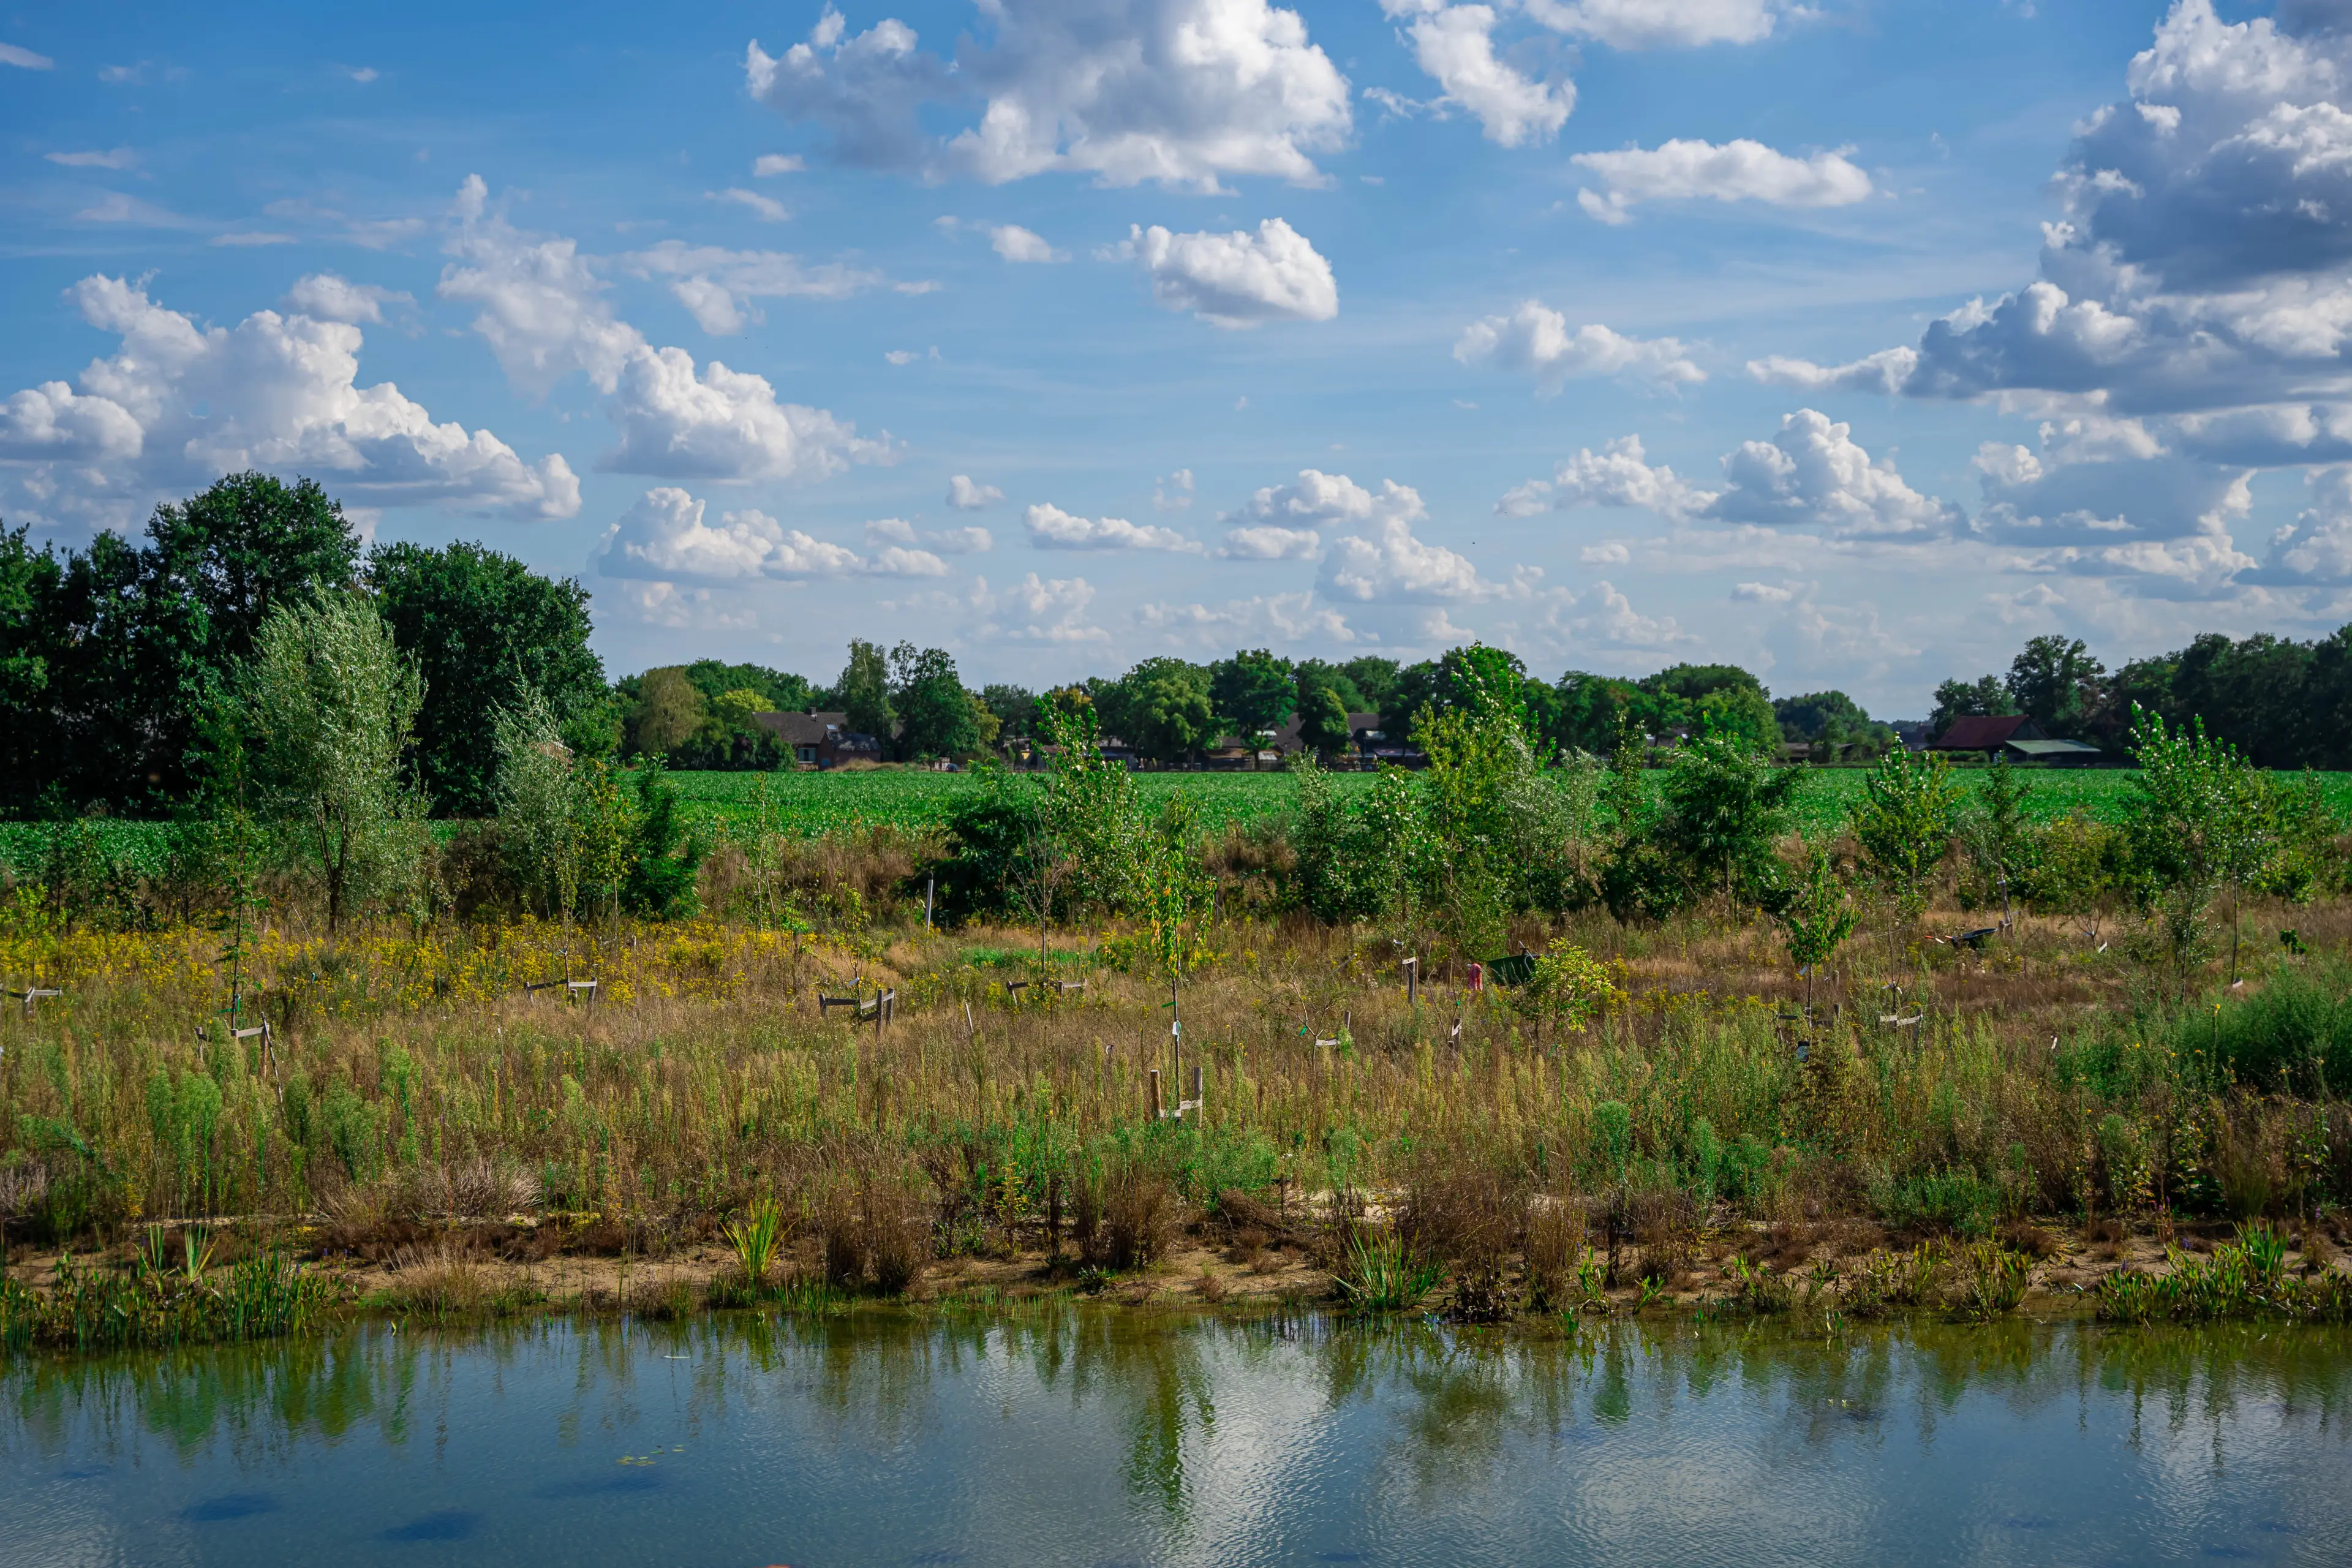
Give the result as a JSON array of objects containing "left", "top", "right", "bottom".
[
  {"left": 1776, "top": 848, "right": 1858, "bottom": 1009},
  {"left": 834, "top": 639, "right": 893, "bottom": 739},
  {"left": 1849, "top": 745, "right": 1964, "bottom": 925},
  {"left": 889, "top": 643, "right": 981, "bottom": 760},
  {"left": 1928, "top": 674, "right": 2017, "bottom": 737},
  {"left": 1121, "top": 666, "right": 1215, "bottom": 764},
  {"left": 2120, "top": 707, "right": 2277, "bottom": 986},
  {"left": 1961, "top": 756, "right": 2037, "bottom": 917},
  {"left": 1338, "top": 655, "right": 1401, "bottom": 717},
  {"left": 622, "top": 760, "right": 704, "bottom": 918},
  {"left": 1391, "top": 644, "right": 1531, "bottom": 742},
  {"left": 20, "top": 473, "right": 361, "bottom": 812},
  {"left": 981, "top": 684, "right": 1039, "bottom": 742},
  {"left": 241, "top": 589, "right": 423, "bottom": 933},
  {"left": 2005, "top": 635, "right": 2105, "bottom": 737},
  {"left": 625, "top": 668, "right": 708, "bottom": 756},
  {"left": 1773, "top": 690, "right": 1894, "bottom": 756},
  {"left": 1288, "top": 753, "right": 1373, "bottom": 922},
  {"left": 1599, "top": 716, "right": 1678, "bottom": 923},
  {"left": 368, "top": 541, "right": 606, "bottom": 815},
  {"left": 680, "top": 658, "right": 814, "bottom": 715},
  {"left": 1555, "top": 671, "right": 1646, "bottom": 755},
  {"left": 0, "top": 525, "right": 59, "bottom": 813},
  {"left": 1653, "top": 728, "right": 1803, "bottom": 910},
  {"left": 1294, "top": 658, "right": 1367, "bottom": 715},
  {"left": 149, "top": 473, "right": 363, "bottom": 674},
  {"left": 1417, "top": 682, "right": 1535, "bottom": 957},
  {"left": 1209, "top": 648, "right": 1296, "bottom": 745},
  {"left": 1296, "top": 683, "right": 1352, "bottom": 759}
]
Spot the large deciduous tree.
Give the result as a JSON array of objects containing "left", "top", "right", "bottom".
[
  {"left": 368, "top": 540, "right": 606, "bottom": 815},
  {"left": 890, "top": 642, "right": 982, "bottom": 760},
  {"left": 834, "top": 639, "right": 893, "bottom": 739}
]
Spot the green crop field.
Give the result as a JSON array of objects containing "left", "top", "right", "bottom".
[
  {"left": 665, "top": 764, "right": 2352, "bottom": 839},
  {"left": 9, "top": 766, "right": 2351, "bottom": 872}
]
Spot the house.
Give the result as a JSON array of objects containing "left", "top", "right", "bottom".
[
  {"left": 1928, "top": 714, "right": 2101, "bottom": 766},
  {"left": 1345, "top": 714, "right": 1423, "bottom": 770},
  {"left": 752, "top": 710, "right": 883, "bottom": 768}
]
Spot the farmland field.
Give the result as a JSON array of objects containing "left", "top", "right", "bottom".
[
  {"left": 7, "top": 765, "right": 2351, "bottom": 873},
  {"left": 662, "top": 763, "right": 2352, "bottom": 839}
]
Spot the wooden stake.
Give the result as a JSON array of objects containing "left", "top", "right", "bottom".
[{"left": 1148, "top": 1068, "right": 1163, "bottom": 1121}]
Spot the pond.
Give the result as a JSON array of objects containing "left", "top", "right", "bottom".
[{"left": 3, "top": 1311, "right": 2349, "bottom": 1566}]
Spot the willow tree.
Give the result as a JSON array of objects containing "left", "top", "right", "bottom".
[{"left": 243, "top": 589, "right": 424, "bottom": 933}]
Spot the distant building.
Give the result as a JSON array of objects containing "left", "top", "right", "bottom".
[
  {"left": 752, "top": 710, "right": 883, "bottom": 768},
  {"left": 1928, "top": 714, "right": 2102, "bottom": 766},
  {"left": 1204, "top": 711, "right": 1414, "bottom": 770}
]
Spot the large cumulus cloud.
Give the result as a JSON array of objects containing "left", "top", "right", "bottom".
[{"left": 0, "top": 273, "right": 576, "bottom": 531}]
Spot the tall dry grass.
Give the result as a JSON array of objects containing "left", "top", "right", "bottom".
[{"left": 1, "top": 857, "right": 2348, "bottom": 1289}]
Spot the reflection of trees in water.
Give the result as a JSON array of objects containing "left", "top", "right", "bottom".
[{"left": 4, "top": 1314, "right": 2350, "bottom": 1504}]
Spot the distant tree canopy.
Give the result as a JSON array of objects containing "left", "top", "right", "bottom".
[
  {"left": 889, "top": 641, "right": 981, "bottom": 761},
  {"left": 1, "top": 473, "right": 361, "bottom": 814},
  {"left": 1208, "top": 649, "right": 1296, "bottom": 740},
  {"left": 0, "top": 477, "right": 603, "bottom": 818},
  {"left": 369, "top": 540, "right": 607, "bottom": 816},
  {"left": 1774, "top": 690, "right": 1896, "bottom": 755},
  {"left": 1929, "top": 627, "right": 2352, "bottom": 766}
]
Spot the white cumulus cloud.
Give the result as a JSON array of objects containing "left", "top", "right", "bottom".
[
  {"left": 1455, "top": 301, "right": 1703, "bottom": 391},
  {"left": 46, "top": 148, "right": 136, "bottom": 169},
  {"left": 1572, "top": 137, "right": 1871, "bottom": 223},
  {"left": 948, "top": 474, "right": 1005, "bottom": 510},
  {"left": 622, "top": 241, "right": 886, "bottom": 335},
  {"left": 0, "top": 274, "right": 577, "bottom": 532},
  {"left": 1381, "top": 1, "right": 1575, "bottom": 147},
  {"left": 746, "top": 0, "right": 1353, "bottom": 193},
  {"left": 1114, "top": 217, "right": 1337, "bottom": 327},
  {"left": 1523, "top": 0, "right": 1789, "bottom": 49},
  {"left": 282, "top": 273, "right": 415, "bottom": 325},
  {"left": 595, "top": 487, "right": 948, "bottom": 584},
  {"left": 1255, "top": 469, "right": 1488, "bottom": 605},
  {"left": 709, "top": 187, "right": 791, "bottom": 222},
  {"left": 867, "top": 516, "right": 993, "bottom": 554},
  {"left": 990, "top": 224, "right": 1066, "bottom": 262},
  {"left": 1709, "top": 409, "right": 1961, "bottom": 541},
  {"left": 439, "top": 178, "right": 888, "bottom": 485},
  {"left": 1026, "top": 501, "right": 1201, "bottom": 551},
  {"left": 1497, "top": 435, "right": 1718, "bottom": 519},
  {"left": 1747, "top": 347, "right": 1920, "bottom": 395}
]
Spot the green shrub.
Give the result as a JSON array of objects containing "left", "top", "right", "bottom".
[
  {"left": 2153, "top": 961, "right": 2352, "bottom": 1095},
  {"left": 1875, "top": 1167, "right": 2000, "bottom": 1238}
]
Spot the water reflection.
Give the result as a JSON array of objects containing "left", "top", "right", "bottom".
[{"left": 2, "top": 1313, "right": 2350, "bottom": 1566}]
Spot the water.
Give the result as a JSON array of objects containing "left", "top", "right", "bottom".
[{"left": 4, "top": 1311, "right": 2350, "bottom": 1567}]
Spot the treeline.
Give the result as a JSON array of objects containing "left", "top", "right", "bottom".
[
  {"left": 1, "top": 473, "right": 609, "bottom": 818},
  {"left": 1932, "top": 631, "right": 2352, "bottom": 766},
  {"left": 616, "top": 641, "right": 1902, "bottom": 769}
]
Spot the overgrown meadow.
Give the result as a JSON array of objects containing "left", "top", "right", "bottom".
[{"left": 4, "top": 618, "right": 2351, "bottom": 1348}]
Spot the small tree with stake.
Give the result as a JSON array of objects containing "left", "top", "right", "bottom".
[
  {"left": 1849, "top": 744, "right": 1962, "bottom": 962},
  {"left": 1776, "top": 847, "right": 1858, "bottom": 1014}
]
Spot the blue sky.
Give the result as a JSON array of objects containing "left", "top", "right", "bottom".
[{"left": 3, "top": 1, "right": 2342, "bottom": 714}]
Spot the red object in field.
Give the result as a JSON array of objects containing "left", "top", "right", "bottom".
[{"left": 1466, "top": 962, "right": 1483, "bottom": 992}]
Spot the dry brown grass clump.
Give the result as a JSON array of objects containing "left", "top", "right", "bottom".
[{"left": 1088, "top": 1169, "right": 1178, "bottom": 1270}]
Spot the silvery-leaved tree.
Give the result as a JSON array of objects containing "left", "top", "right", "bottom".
[{"left": 242, "top": 588, "right": 424, "bottom": 934}]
